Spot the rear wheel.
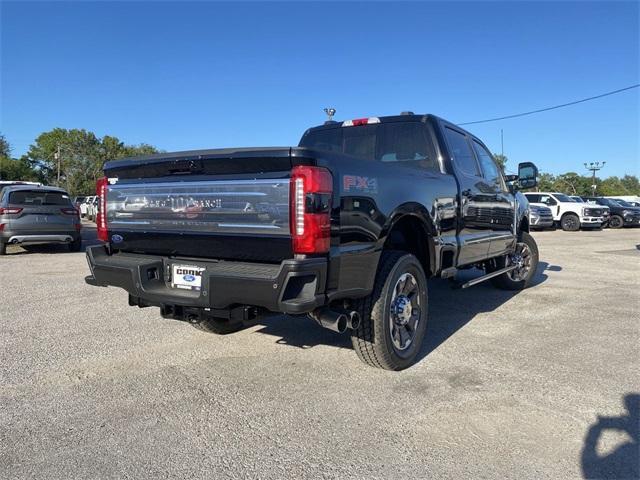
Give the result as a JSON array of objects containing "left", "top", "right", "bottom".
[
  {"left": 609, "top": 215, "right": 624, "bottom": 229},
  {"left": 192, "top": 317, "right": 246, "bottom": 335},
  {"left": 488, "top": 231, "right": 539, "bottom": 290},
  {"left": 351, "top": 251, "right": 428, "bottom": 371},
  {"left": 561, "top": 213, "right": 580, "bottom": 231}
]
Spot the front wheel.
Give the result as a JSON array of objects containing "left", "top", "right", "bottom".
[
  {"left": 489, "top": 231, "right": 539, "bottom": 291},
  {"left": 609, "top": 215, "right": 624, "bottom": 229},
  {"left": 351, "top": 251, "right": 428, "bottom": 371},
  {"left": 561, "top": 213, "right": 580, "bottom": 231}
]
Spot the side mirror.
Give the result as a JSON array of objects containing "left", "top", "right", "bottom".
[{"left": 517, "top": 162, "right": 538, "bottom": 189}]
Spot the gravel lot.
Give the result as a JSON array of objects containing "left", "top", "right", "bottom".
[{"left": 1, "top": 223, "right": 638, "bottom": 479}]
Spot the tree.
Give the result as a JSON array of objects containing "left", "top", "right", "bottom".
[
  {"left": 25, "top": 129, "right": 159, "bottom": 194},
  {"left": 620, "top": 175, "right": 640, "bottom": 195},
  {"left": 552, "top": 172, "right": 592, "bottom": 196},
  {"left": 599, "top": 176, "right": 628, "bottom": 196},
  {"left": 0, "top": 133, "right": 10, "bottom": 158},
  {"left": 493, "top": 153, "right": 508, "bottom": 173},
  {"left": 536, "top": 172, "right": 556, "bottom": 192},
  {"left": 0, "top": 133, "right": 41, "bottom": 181}
]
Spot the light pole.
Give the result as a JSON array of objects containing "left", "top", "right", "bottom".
[
  {"left": 584, "top": 161, "right": 605, "bottom": 196},
  {"left": 54, "top": 144, "right": 62, "bottom": 186}
]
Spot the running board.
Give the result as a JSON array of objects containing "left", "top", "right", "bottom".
[{"left": 454, "top": 265, "right": 518, "bottom": 289}]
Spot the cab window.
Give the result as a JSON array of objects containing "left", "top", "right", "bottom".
[
  {"left": 377, "top": 122, "right": 438, "bottom": 171},
  {"left": 539, "top": 195, "right": 557, "bottom": 206},
  {"left": 444, "top": 127, "right": 480, "bottom": 176},
  {"left": 472, "top": 140, "right": 506, "bottom": 190}
]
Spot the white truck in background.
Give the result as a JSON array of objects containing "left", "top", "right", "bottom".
[{"left": 524, "top": 192, "right": 604, "bottom": 231}]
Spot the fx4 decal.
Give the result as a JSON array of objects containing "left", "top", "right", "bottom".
[{"left": 343, "top": 175, "right": 378, "bottom": 194}]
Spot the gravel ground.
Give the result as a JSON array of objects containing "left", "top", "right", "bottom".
[{"left": 1, "top": 223, "right": 638, "bottom": 479}]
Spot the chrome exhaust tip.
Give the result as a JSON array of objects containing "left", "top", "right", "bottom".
[
  {"left": 310, "top": 308, "right": 348, "bottom": 334},
  {"left": 347, "top": 311, "right": 360, "bottom": 330}
]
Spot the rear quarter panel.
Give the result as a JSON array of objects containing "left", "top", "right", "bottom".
[{"left": 293, "top": 148, "right": 458, "bottom": 297}]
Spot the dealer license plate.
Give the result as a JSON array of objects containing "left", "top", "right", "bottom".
[{"left": 172, "top": 264, "right": 205, "bottom": 291}]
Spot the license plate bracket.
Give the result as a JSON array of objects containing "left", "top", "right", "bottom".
[{"left": 171, "top": 264, "right": 205, "bottom": 291}]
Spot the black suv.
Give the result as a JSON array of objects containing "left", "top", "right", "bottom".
[{"left": 582, "top": 197, "right": 640, "bottom": 228}]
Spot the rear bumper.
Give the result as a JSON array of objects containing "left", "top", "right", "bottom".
[
  {"left": 84, "top": 246, "right": 327, "bottom": 315},
  {"left": 1, "top": 231, "right": 79, "bottom": 245}
]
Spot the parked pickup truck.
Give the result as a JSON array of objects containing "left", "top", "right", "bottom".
[
  {"left": 85, "top": 113, "right": 540, "bottom": 370},
  {"left": 582, "top": 196, "right": 640, "bottom": 228},
  {"left": 523, "top": 192, "right": 604, "bottom": 231}
]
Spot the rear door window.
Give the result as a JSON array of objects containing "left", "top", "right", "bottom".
[
  {"left": 9, "top": 190, "right": 71, "bottom": 206},
  {"left": 444, "top": 127, "right": 480, "bottom": 176}
]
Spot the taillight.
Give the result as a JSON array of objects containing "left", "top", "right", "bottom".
[
  {"left": 60, "top": 207, "right": 79, "bottom": 215},
  {"left": 0, "top": 207, "right": 23, "bottom": 215},
  {"left": 96, "top": 177, "right": 109, "bottom": 242},
  {"left": 290, "top": 165, "right": 332, "bottom": 254}
]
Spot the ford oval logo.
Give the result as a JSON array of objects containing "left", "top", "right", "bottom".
[
  {"left": 111, "top": 234, "right": 123, "bottom": 243},
  {"left": 183, "top": 274, "right": 196, "bottom": 282}
]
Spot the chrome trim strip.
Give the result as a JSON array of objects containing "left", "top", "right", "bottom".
[
  {"left": 8, "top": 235, "right": 73, "bottom": 244},
  {"left": 463, "top": 233, "right": 514, "bottom": 246}
]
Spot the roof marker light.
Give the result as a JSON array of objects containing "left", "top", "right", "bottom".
[{"left": 342, "top": 117, "right": 381, "bottom": 127}]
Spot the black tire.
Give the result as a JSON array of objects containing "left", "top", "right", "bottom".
[
  {"left": 489, "top": 231, "right": 539, "bottom": 290},
  {"left": 0, "top": 242, "right": 6, "bottom": 255},
  {"left": 351, "top": 251, "right": 428, "bottom": 371},
  {"left": 192, "top": 317, "right": 246, "bottom": 335},
  {"left": 69, "top": 237, "right": 82, "bottom": 252},
  {"left": 609, "top": 215, "right": 624, "bottom": 229},
  {"left": 561, "top": 213, "right": 580, "bottom": 231}
]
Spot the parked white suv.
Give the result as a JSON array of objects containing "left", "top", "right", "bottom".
[
  {"left": 83, "top": 196, "right": 98, "bottom": 221},
  {"left": 524, "top": 192, "right": 604, "bottom": 231}
]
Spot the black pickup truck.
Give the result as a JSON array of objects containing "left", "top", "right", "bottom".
[{"left": 85, "top": 113, "right": 539, "bottom": 370}]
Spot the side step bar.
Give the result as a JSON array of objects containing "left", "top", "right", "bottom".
[{"left": 454, "top": 265, "right": 517, "bottom": 289}]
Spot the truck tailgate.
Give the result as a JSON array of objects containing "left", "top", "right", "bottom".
[{"left": 102, "top": 148, "right": 296, "bottom": 262}]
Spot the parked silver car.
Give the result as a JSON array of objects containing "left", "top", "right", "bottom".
[
  {"left": 0, "top": 185, "right": 82, "bottom": 255},
  {"left": 529, "top": 204, "right": 555, "bottom": 230}
]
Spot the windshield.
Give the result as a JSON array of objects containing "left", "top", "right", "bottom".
[
  {"left": 613, "top": 199, "right": 634, "bottom": 207},
  {"left": 593, "top": 198, "right": 621, "bottom": 207},
  {"left": 570, "top": 196, "right": 584, "bottom": 203},
  {"left": 554, "top": 193, "right": 573, "bottom": 202}
]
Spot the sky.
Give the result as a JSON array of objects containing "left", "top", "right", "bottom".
[{"left": 1, "top": 1, "right": 638, "bottom": 177}]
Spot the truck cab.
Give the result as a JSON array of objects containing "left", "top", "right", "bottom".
[
  {"left": 85, "top": 113, "right": 540, "bottom": 370},
  {"left": 523, "top": 192, "right": 603, "bottom": 231}
]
